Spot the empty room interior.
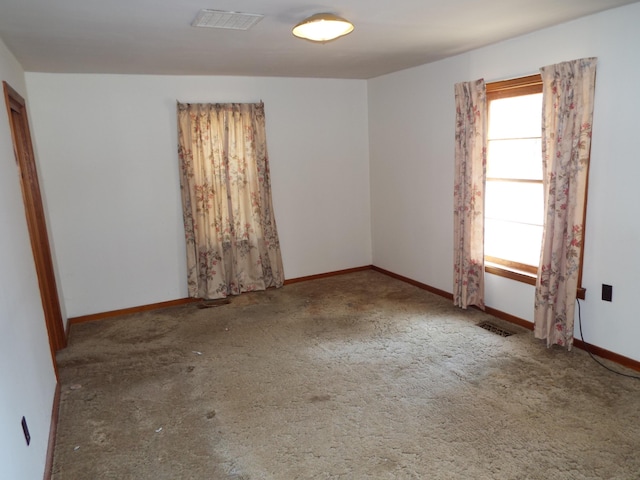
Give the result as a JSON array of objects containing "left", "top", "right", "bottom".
[{"left": 2, "top": 1, "right": 640, "bottom": 478}]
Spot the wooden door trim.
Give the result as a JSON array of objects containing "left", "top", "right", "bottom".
[{"left": 3, "top": 81, "right": 66, "bottom": 374}]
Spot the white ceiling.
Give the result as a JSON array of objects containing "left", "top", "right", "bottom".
[{"left": 0, "top": 0, "right": 638, "bottom": 79}]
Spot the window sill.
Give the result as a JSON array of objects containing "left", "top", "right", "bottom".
[
  {"left": 485, "top": 263, "right": 536, "bottom": 286},
  {"left": 484, "top": 263, "right": 586, "bottom": 300}
]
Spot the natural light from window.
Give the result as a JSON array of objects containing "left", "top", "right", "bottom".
[{"left": 485, "top": 93, "right": 543, "bottom": 269}]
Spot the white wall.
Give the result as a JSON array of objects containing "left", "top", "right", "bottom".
[
  {"left": 0, "top": 38, "right": 57, "bottom": 480},
  {"left": 368, "top": 3, "right": 640, "bottom": 361},
  {"left": 25, "top": 74, "right": 372, "bottom": 318}
]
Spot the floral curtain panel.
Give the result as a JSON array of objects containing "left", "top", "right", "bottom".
[
  {"left": 177, "top": 102, "right": 284, "bottom": 299},
  {"left": 453, "top": 79, "right": 487, "bottom": 310},
  {"left": 534, "top": 58, "right": 597, "bottom": 348}
]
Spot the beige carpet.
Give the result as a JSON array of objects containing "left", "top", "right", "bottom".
[{"left": 53, "top": 270, "right": 640, "bottom": 479}]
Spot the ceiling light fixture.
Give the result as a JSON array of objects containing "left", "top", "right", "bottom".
[{"left": 292, "top": 13, "right": 354, "bottom": 42}]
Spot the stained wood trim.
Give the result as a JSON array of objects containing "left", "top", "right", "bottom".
[
  {"left": 43, "top": 382, "right": 61, "bottom": 480},
  {"left": 481, "top": 306, "right": 533, "bottom": 331},
  {"left": 68, "top": 298, "right": 201, "bottom": 325},
  {"left": 371, "top": 266, "right": 453, "bottom": 300},
  {"left": 483, "top": 306, "right": 534, "bottom": 331},
  {"left": 577, "top": 115, "right": 593, "bottom": 296},
  {"left": 283, "top": 266, "right": 373, "bottom": 285},
  {"left": 3, "top": 81, "right": 66, "bottom": 375},
  {"left": 373, "top": 267, "right": 637, "bottom": 373},
  {"left": 485, "top": 264, "right": 537, "bottom": 286},
  {"left": 572, "top": 338, "right": 640, "bottom": 373},
  {"left": 484, "top": 305, "right": 637, "bottom": 371},
  {"left": 486, "top": 74, "right": 542, "bottom": 99},
  {"left": 485, "top": 256, "right": 538, "bottom": 276},
  {"left": 485, "top": 265, "right": 586, "bottom": 300},
  {"left": 69, "top": 268, "right": 373, "bottom": 324}
]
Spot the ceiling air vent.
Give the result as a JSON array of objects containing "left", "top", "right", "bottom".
[{"left": 191, "top": 9, "right": 264, "bottom": 30}]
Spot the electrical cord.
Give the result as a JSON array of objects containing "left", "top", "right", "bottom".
[{"left": 576, "top": 298, "right": 640, "bottom": 380}]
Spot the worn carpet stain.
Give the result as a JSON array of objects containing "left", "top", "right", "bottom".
[{"left": 53, "top": 270, "right": 640, "bottom": 479}]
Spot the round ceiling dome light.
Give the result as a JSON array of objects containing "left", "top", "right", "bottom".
[{"left": 292, "top": 13, "right": 354, "bottom": 42}]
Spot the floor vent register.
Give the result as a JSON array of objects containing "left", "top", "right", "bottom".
[{"left": 477, "top": 321, "right": 515, "bottom": 337}]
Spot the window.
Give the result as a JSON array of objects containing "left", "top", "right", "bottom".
[
  {"left": 485, "top": 75, "right": 543, "bottom": 285},
  {"left": 484, "top": 74, "right": 587, "bottom": 299}
]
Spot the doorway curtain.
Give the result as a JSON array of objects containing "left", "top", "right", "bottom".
[{"left": 177, "top": 102, "right": 284, "bottom": 299}]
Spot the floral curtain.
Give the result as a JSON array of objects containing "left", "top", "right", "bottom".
[
  {"left": 177, "top": 102, "right": 284, "bottom": 299},
  {"left": 453, "top": 79, "right": 487, "bottom": 309},
  {"left": 534, "top": 58, "right": 597, "bottom": 348}
]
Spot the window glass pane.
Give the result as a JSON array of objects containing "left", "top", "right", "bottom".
[
  {"left": 488, "top": 93, "right": 542, "bottom": 140},
  {"left": 487, "top": 138, "right": 542, "bottom": 180},
  {"left": 485, "top": 219, "right": 543, "bottom": 266},
  {"left": 485, "top": 181, "right": 543, "bottom": 226},
  {"left": 485, "top": 86, "right": 544, "bottom": 270}
]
